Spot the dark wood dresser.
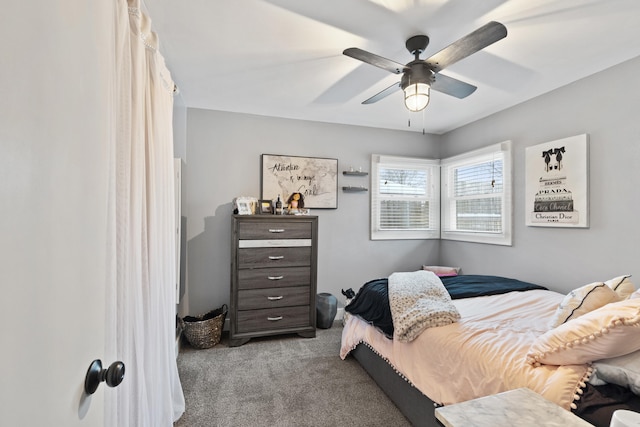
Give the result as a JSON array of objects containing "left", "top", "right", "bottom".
[{"left": 229, "top": 214, "right": 318, "bottom": 347}]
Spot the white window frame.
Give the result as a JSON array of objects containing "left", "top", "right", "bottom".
[
  {"left": 370, "top": 154, "right": 440, "bottom": 240},
  {"left": 441, "top": 141, "right": 512, "bottom": 246}
]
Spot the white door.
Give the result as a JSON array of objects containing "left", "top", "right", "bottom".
[{"left": 0, "top": 2, "right": 115, "bottom": 425}]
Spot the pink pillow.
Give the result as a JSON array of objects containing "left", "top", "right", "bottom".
[{"left": 422, "top": 266, "right": 460, "bottom": 277}]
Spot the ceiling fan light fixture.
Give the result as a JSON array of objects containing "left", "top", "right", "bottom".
[{"left": 404, "top": 82, "right": 430, "bottom": 112}]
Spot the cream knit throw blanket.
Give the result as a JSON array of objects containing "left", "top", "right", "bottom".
[{"left": 389, "top": 270, "right": 461, "bottom": 342}]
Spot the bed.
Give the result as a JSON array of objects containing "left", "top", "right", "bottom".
[{"left": 340, "top": 272, "right": 640, "bottom": 427}]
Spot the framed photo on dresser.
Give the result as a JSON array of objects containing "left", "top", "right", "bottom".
[{"left": 259, "top": 200, "right": 273, "bottom": 214}]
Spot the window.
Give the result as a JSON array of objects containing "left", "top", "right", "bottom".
[
  {"left": 371, "top": 155, "right": 440, "bottom": 240},
  {"left": 441, "top": 141, "right": 512, "bottom": 245}
]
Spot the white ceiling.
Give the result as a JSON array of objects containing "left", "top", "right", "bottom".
[{"left": 144, "top": 0, "right": 640, "bottom": 135}]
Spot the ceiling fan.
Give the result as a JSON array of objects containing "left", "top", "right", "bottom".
[{"left": 343, "top": 21, "right": 507, "bottom": 112}]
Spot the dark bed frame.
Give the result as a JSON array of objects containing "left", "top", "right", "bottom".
[
  {"left": 351, "top": 343, "right": 444, "bottom": 427},
  {"left": 351, "top": 342, "right": 639, "bottom": 427}
]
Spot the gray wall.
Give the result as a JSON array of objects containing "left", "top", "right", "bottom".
[
  {"left": 184, "top": 110, "right": 440, "bottom": 315},
  {"left": 438, "top": 56, "right": 640, "bottom": 293}
]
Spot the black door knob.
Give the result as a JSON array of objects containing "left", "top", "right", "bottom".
[{"left": 84, "top": 359, "right": 125, "bottom": 395}]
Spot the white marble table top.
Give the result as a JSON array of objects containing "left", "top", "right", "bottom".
[{"left": 434, "top": 388, "right": 593, "bottom": 427}]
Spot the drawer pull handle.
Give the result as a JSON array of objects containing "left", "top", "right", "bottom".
[
  {"left": 268, "top": 255, "right": 284, "bottom": 260},
  {"left": 267, "top": 316, "right": 283, "bottom": 321},
  {"left": 267, "top": 296, "right": 284, "bottom": 301},
  {"left": 268, "top": 229, "right": 285, "bottom": 233},
  {"left": 267, "top": 275, "right": 284, "bottom": 280}
]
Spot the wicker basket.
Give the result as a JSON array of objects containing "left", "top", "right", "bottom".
[{"left": 181, "top": 304, "right": 227, "bottom": 349}]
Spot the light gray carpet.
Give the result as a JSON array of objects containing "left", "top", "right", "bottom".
[{"left": 174, "top": 322, "right": 411, "bottom": 427}]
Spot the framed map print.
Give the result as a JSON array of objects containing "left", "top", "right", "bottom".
[{"left": 261, "top": 154, "right": 338, "bottom": 209}]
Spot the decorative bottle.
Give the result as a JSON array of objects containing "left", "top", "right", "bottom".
[{"left": 275, "top": 195, "right": 283, "bottom": 215}]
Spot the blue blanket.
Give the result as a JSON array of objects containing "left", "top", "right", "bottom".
[{"left": 440, "top": 274, "right": 547, "bottom": 298}]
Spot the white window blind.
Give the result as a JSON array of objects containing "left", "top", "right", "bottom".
[
  {"left": 441, "top": 141, "right": 512, "bottom": 246},
  {"left": 371, "top": 155, "right": 440, "bottom": 240}
]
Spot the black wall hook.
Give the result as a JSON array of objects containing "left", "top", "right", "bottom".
[{"left": 84, "top": 359, "right": 125, "bottom": 395}]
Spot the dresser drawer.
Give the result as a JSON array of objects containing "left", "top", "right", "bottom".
[
  {"left": 237, "top": 286, "right": 310, "bottom": 310},
  {"left": 238, "top": 266, "right": 310, "bottom": 290},
  {"left": 238, "top": 247, "right": 311, "bottom": 269},
  {"left": 236, "top": 306, "right": 310, "bottom": 333},
  {"left": 238, "top": 221, "right": 312, "bottom": 240}
]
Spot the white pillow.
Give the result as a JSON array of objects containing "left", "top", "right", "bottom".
[
  {"left": 591, "top": 350, "right": 640, "bottom": 395},
  {"left": 548, "top": 282, "right": 620, "bottom": 329},
  {"left": 528, "top": 298, "right": 640, "bottom": 366},
  {"left": 606, "top": 275, "right": 635, "bottom": 299}
]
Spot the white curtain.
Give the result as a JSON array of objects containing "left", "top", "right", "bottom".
[{"left": 105, "top": 0, "right": 185, "bottom": 425}]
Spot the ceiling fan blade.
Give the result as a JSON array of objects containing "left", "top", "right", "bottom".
[
  {"left": 343, "top": 48, "right": 406, "bottom": 75},
  {"left": 425, "top": 21, "right": 507, "bottom": 73},
  {"left": 362, "top": 81, "right": 401, "bottom": 104},
  {"left": 430, "top": 74, "right": 477, "bottom": 99}
]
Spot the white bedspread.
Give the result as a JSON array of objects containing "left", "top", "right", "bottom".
[
  {"left": 388, "top": 271, "right": 460, "bottom": 342},
  {"left": 340, "top": 289, "right": 591, "bottom": 410}
]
